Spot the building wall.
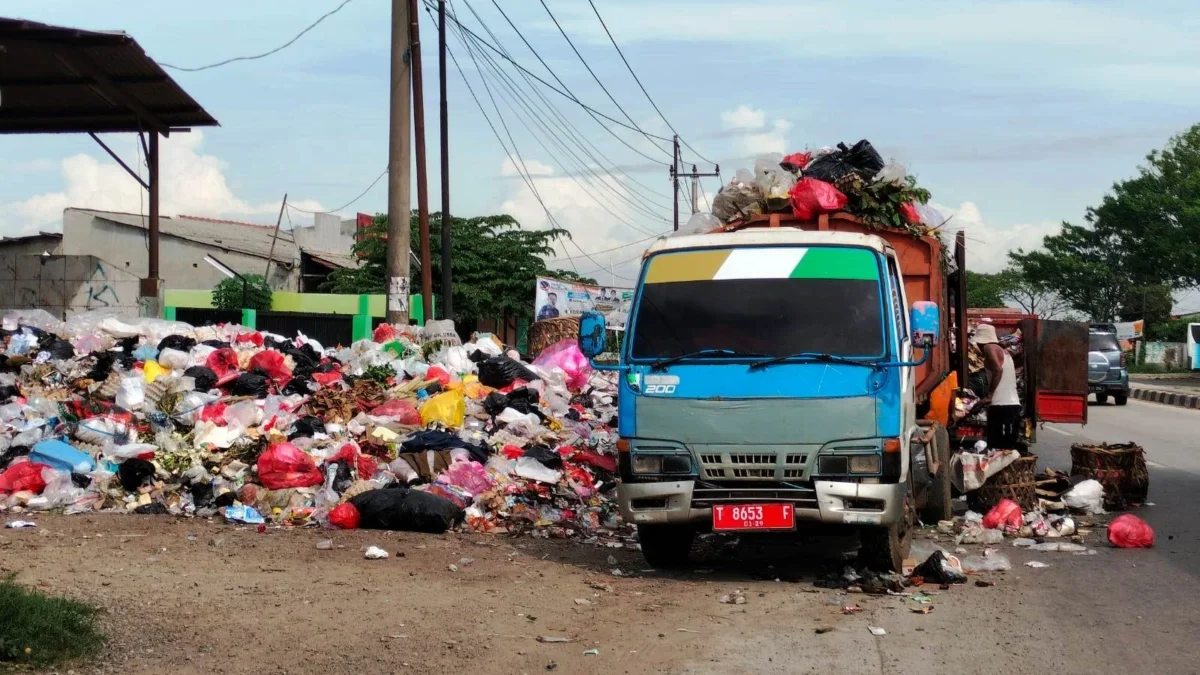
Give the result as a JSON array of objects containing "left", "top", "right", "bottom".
[
  {"left": 62, "top": 210, "right": 296, "bottom": 290},
  {"left": 0, "top": 254, "right": 141, "bottom": 319},
  {"left": 0, "top": 236, "right": 63, "bottom": 258},
  {"left": 293, "top": 213, "right": 358, "bottom": 254},
  {"left": 1144, "top": 341, "right": 1189, "bottom": 369}
]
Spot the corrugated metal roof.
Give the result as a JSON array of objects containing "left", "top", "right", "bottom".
[{"left": 0, "top": 17, "right": 218, "bottom": 134}]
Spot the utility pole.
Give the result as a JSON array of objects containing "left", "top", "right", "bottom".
[
  {"left": 670, "top": 134, "right": 720, "bottom": 231},
  {"left": 386, "top": 0, "right": 413, "bottom": 324},
  {"left": 146, "top": 132, "right": 160, "bottom": 304},
  {"left": 410, "top": 0, "right": 433, "bottom": 323},
  {"left": 438, "top": 0, "right": 453, "bottom": 321}
]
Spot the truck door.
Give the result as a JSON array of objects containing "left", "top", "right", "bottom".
[{"left": 1020, "top": 319, "right": 1089, "bottom": 424}]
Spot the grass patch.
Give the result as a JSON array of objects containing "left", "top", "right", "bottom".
[
  {"left": 0, "top": 575, "right": 105, "bottom": 668},
  {"left": 1129, "top": 362, "right": 1192, "bottom": 374}
]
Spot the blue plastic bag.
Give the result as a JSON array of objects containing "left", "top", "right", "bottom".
[{"left": 30, "top": 439, "right": 95, "bottom": 473}]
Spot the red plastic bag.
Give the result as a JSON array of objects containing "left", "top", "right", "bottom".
[
  {"left": 236, "top": 332, "right": 264, "bottom": 347},
  {"left": 198, "top": 401, "right": 228, "bottom": 423},
  {"left": 326, "top": 443, "right": 357, "bottom": 466},
  {"left": 789, "top": 178, "right": 848, "bottom": 220},
  {"left": 256, "top": 442, "right": 323, "bottom": 489},
  {"left": 249, "top": 350, "right": 292, "bottom": 386},
  {"left": 0, "top": 461, "right": 50, "bottom": 494},
  {"left": 373, "top": 323, "right": 397, "bottom": 343},
  {"left": 328, "top": 502, "right": 360, "bottom": 529},
  {"left": 370, "top": 399, "right": 421, "bottom": 425},
  {"left": 425, "top": 366, "right": 452, "bottom": 386},
  {"left": 982, "top": 498, "right": 1022, "bottom": 531},
  {"left": 501, "top": 444, "right": 524, "bottom": 460},
  {"left": 1108, "top": 514, "right": 1155, "bottom": 548},
  {"left": 312, "top": 371, "right": 343, "bottom": 386},
  {"left": 357, "top": 454, "right": 378, "bottom": 480},
  {"left": 206, "top": 348, "right": 240, "bottom": 379},
  {"left": 899, "top": 201, "right": 921, "bottom": 225},
  {"left": 781, "top": 152, "right": 812, "bottom": 172}
]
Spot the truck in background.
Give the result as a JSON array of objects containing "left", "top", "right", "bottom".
[{"left": 578, "top": 212, "right": 1090, "bottom": 571}]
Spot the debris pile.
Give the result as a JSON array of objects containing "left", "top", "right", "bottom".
[{"left": 0, "top": 310, "right": 624, "bottom": 542}]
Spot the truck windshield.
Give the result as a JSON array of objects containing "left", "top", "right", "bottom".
[{"left": 629, "top": 245, "right": 885, "bottom": 360}]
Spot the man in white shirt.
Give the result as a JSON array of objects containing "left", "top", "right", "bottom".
[{"left": 972, "top": 324, "right": 1023, "bottom": 449}]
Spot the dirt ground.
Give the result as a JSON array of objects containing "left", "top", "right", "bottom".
[{"left": 0, "top": 512, "right": 1191, "bottom": 675}]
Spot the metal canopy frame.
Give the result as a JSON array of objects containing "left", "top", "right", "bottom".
[{"left": 0, "top": 17, "right": 219, "bottom": 299}]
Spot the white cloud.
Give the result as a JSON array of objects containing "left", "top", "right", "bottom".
[
  {"left": 741, "top": 119, "right": 794, "bottom": 156},
  {"left": 0, "top": 131, "right": 325, "bottom": 236},
  {"left": 934, "top": 201, "right": 1061, "bottom": 273},
  {"left": 720, "top": 105, "right": 766, "bottom": 131},
  {"left": 500, "top": 156, "right": 554, "bottom": 177}
]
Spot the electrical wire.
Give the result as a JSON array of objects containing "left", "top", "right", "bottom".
[
  {"left": 586, "top": 0, "right": 715, "bottom": 166},
  {"left": 287, "top": 167, "right": 388, "bottom": 214},
  {"left": 545, "top": 231, "right": 666, "bottom": 262},
  {"left": 538, "top": 0, "right": 673, "bottom": 161},
  {"left": 159, "top": 0, "right": 355, "bottom": 72},
  {"left": 444, "top": 13, "right": 666, "bottom": 231}
]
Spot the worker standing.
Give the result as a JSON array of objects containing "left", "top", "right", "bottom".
[{"left": 972, "top": 324, "right": 1023, "bottom": 450}]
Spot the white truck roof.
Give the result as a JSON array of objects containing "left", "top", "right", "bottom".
[{"left": 643, "top": 227, "right": 892, "bottom": 257}]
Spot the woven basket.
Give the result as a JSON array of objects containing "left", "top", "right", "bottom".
[
  {"left": 1070, "top": 442, "right": 1149, "bottom": 508},
  {"left": 970, "top": 455, "right": 1038, "bottom": 512},
  {"left": 527, "top": 316, "right": 580, "bottom": 358}
]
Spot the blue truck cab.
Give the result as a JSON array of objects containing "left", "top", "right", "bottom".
[{"left": 579, "top": 227, "right": 952, "bottom": 571}]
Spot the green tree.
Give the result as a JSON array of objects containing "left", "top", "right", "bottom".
[
  {"left": 212, "top": 274, "right": 272, "bottom": 311},
  {"left": 1119, "top": 284, "right": 1173, "bottom": 327},
  {"left": 545, "top": 269, "right": 599, "bottom": 285},
  {"left": 965, "top": 270, "right": 1012, "bottom": 308},
  {"left": 1009, "top": 223, "right": 1129, "bottom": 321},
  {"left": 322, "top": 211, "right": 574, "bottom": 322}
]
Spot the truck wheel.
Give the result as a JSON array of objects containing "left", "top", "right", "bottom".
[
  {"left": 859, "top": 476, "right": 914, "bottom": 573},
  {"left": 1095, "top": 393, "right": 1109, "bottom": 405},
  {"left": 1115, "top": 394, "right": 1128, "bottom": 406},
  {"left": 637, "top": 524, "right": 694, "bottom": 569},
  {"left": 920, "top": 424, "right": 953, "bottom": 524}
]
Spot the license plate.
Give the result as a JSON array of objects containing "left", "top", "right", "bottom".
[{"left": 712, "top": 504, "right": 795, "bottom": 531}]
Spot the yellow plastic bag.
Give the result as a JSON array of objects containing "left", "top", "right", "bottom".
[
  {"left": 462, "top": 375, "right": 492, "bottom": 400},
  {"left": 143, "top": 360, "right": 168, "bottom": 383},
  {"left": 419, "top": 390, "right": 465, "bottom": 427}
]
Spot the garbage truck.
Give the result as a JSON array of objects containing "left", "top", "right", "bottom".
[{"left": 577, "top": 211, "right": 1089, "bottom": 571}]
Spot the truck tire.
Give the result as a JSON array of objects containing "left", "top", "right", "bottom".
[
  {"left": 858, "top": 475, "right": 914, "bottom": 573},
  {"left": 637, "top": 524, "right": 694, "bottom": 569},
  {"left": 1115, "top": 394, "right": 1128, "bottom": 406},
  {"left": 920, "top": 424, "right": 953, "bottom": 525}
]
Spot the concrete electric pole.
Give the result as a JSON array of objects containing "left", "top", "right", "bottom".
[{"left": 386, "top": 0, "right": 413, "bottom": 324}]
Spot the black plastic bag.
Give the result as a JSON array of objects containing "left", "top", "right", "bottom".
[
  {"left": 349, "top": 487, "right": 463, "bottom": 533},
  {"left": 282, "top": 377, "right": 311, "bottom": 396},
  {"left": 0, "top": 445, "right": 31, "bottom": 470},
  {"left": 229, "top": 372, "right": 269, "bottom": 396},
  {"left": 41, "top": 337, "right": 74, "bottom": 360},
  {"left": 201, "top": 339, "right": 231, "bottom": 349},
  {"left": 184, "top": 366, "right": 218, "bottom": 392},
  {"left": 477, "top": 356, "right": 539, "bottom": 389},
  {"left": 506, "top": 388, "right": 545, "bottom": 421},
  {"left": 523, "top": 444, "right": 562, "bottom": 469},
  {"left": 214, "top": 490, "right": 237, "bottom": 508},
  {"left": 842, "top": 139, "right": 885, "bottom": 177},
  {"left": 804, "top": 140, "right": 885, "bottom": 183},
  {"left": 157, "top": 335, "right": 197, "bottom": 353},
  {"left": 0, "top": 385, "right": 18, "bottom": 402},
  {"left": 190, "top": 481, "right": 215, "bottom": 509},
  {"left": 289, "top": 416, "right": 326, "bottom": 440},
  {"left": 134, "top": 502, "right": 169, "bottom": 515},
  {"left": 482, "top": 392, "right": 509, "bottom": 417},
  {"left": 911, "top": 551, "right": 966, "bottom": 584},
  {"left": 118, "top": 458, "right": 156, "bottom": 491}
]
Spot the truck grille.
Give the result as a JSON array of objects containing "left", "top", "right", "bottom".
[
  {"left": 692, "top": 480, "right": 818, "bottom": 509},
  {"left": 698, "top": 452, "right": 809, "bottom": 481}
]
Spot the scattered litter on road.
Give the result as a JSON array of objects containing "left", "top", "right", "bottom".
[
  {"left": 814, "top": 626, "right": 834, "bottom": 634},
  {"left": 315, "top": 539, "right": 334, "bottom": 550},
  {"left": 582, "top": 649, "right": 599, "bottom": 656},
  {"left": 868, "top": 626, "right": 887, "bottom": 636},
  {"left": 536, "top": 636, "right": 574, "bottom": 644},
  {"left": 718, "top": 590, "right": 746, "bottom": 605},
  {"left": 364, "top": 545, "right": 389, "bottom": 560},
  {"left": 5, "top": 520, "right": 36, "bottom": 528},
  {"left": 1024, "top": 561, "right": 1050, "bottom": 568}
]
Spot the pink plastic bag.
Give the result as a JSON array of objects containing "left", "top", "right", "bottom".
[
  {"left": 438, "top": 460, "right": 495, "bottom": 497},
  {"left": 982, "top": 498, "right": 1022, "bottom": 531},
  {"left": 533, "top": 339, "right": 593, "bottom": 391},
  {"left": 1108, "top": 514, "right": 1155, "bottom": 548},
  {"left": 257, "top": 442, "right": 323, "bottom": 489},
  {"left": 789, "top": 178, "right": 848, "bottom": 220},
  {"left": 249, "top": 350, "right": 292, "bottom": 386},
  {"left": 370, "top": 399, "right": 421, "bottom": 425}
]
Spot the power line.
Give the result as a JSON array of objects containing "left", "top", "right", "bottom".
[
  {"left": 287, "top": 167, "right": 388, "bottom": 215},
  {"left": 159, "top": 0, "right": 355, "bottom": 72},
  {"left": 546, "top": 231, "right": 666, "bottom": 262},
  {"left": 538, "top": 0, "right": 673, "bottom": 161},
  {"left": 443, "top": 12, "right": 666, "bottom": 231},
  {"left": 586, "top": 0, "right": 715, "bottom": 166}
]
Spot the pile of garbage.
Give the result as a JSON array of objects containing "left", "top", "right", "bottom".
[
  {"left": 698, "top": 140, "right": 945, "bottom": 236},
  {"left": 0, "top": 309, "right": 624, "bottom": 541},
  {"left": 954, "top": 323, "right": 1026, "bottom": 428}
]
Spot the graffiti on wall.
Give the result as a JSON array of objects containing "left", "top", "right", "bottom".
[{"left": 84, "top": 261, "right": 120, "bottom": 309}]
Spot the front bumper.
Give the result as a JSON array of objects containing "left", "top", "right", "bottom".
[{"left": 617, "top": 479, "right": 905, "bottom": 528}]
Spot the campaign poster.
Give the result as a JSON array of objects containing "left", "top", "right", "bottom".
[{"left": 534, "top": 277, "right": 633, "bottom": 330}]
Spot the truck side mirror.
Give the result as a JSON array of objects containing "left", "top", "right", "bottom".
[
  {"left": 910, "top": 301, "right": 940, "bottom": 347},
  {"left": 578, "top": 311, "right": 607, "bottom": 358}
]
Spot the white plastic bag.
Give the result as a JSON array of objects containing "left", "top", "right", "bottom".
[
  {"left": 753, "top": 153, "right": 795, "bottom": 210},
  {"left": 1063, "top": 479, "right": 1106, "bottom": 514},
  {"left": 959, "top": 550, "right": 1012, "bottom": 572},
  {"left": 872, "top": 160, "right": 908, "bottom": 185},
  {"left": 157, "top": 348, "right": 191, "bottom": 370},
  {"left": 683, "top": 212, "right": 721, "bottom": 233},
  {"left": 421, "top": 319, "right": 462, "bottom": 347},
  {"left": 515, "top": 456, "right": 561, "bottom": 484},
  {"left": 115, "top": 377, "right": 145, "bottom": 411}
]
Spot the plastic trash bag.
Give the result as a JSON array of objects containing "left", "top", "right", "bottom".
[
  {"left": 437, "top": 460, "right": 494, "bottom": 497},
  {"left": 982, "top": 498, "right": 1023, "bottom": 531},
  {"left": 532, "top": 339, "right": 592, "bottom": 391},
  {"left": 872, "top": 160, "right": 908, "bottom": 185},
  {"left": 959, "top": 551, "right": 1012, "bottom": 572},
  {"left": 477, "top": 356, "right": 539, "bottom": 389},
  {"left": 117, "top": 458, "right": 156, "bottom": 491},
  {"left": 206, "top": 348, "right": 240, "bottom": 380},
  {"left": 1063, "top": 479, "right": 1106, "bottom": 514},
  {"left": 143, "top": 360, "right": 169, "bottom": 383},
  {"left": 711, "top": 178, "right": 763, "bottom": 223},
  {"left": 789, "top": 178, "right": 848, "bottom": 220},
  {"left": 515, "top": 455, "right": 562, "bottom": 484},
  {"left": 419, "top": 390, "right": 466, "bottom": 427},
  {"left": 349, "top": 487, "right": 463, "bottom": 534},
  {"left": 249, "top": 350, "right": 292, "bottom": 386},
  {"left": 899, "top": 202, "right": 921, "bottom": 225},
  {"left": 780, "top": 152, "right": 812, "bottom": 173},
  {"left": 3, "top": 309, "right": 63, "bottom": 334},
  {"left": 370, "top": 399, "right": 421, "bottom": 425},
  {"left": 157, "top": 348, "right": 191, "bottom": 371},
  {"left": 328, "top": 502, "right": 360, "bottom": 529},
  {"left": 1108, "top": 514, "right": 1154, "bottom": 548},
  {"left": 754, "top": 153, "right": 796, "bottom": 211},
  {"left": 804, "top": 139, "right": 885, "bottom": 183},
  {"left": 0, "top": 461, "right": 50, "bottom": 494},
  {"left": 30, "top": 439, "right": 95, "bottom": 473},
  {"left": 683, "top": 212, "right": 720, "bottom": 233},
  {"left": 230, "top": 373, "right": 269, "bottom": 397},
  {"left": 116, "top": 377, "right": 146, "bottom": 411},
  {"left": 911, "top": 550, "right": 966, "bottom": 584},
  {"left": 915, "top": 203, "right": 946, "bottom": 229},
  {"left": 184, "top": 366, "right": 218, "bottom": 391},
  {"left": 257, "top": 442, "right": 324, "bottom": 489},
  {"left": 421, "top": 319, "right": 463, "bottom": 347}
]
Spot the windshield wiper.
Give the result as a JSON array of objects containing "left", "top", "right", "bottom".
[
  {"left": 748, "top": 352, "right": 880, "bottom": 372},
  {"left": 650, "top": 348, "right": 766, "bottom": 371}
]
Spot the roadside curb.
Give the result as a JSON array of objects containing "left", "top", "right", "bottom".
[{"left": 1130, "top": 387, "right": 1200, "bottom": 409}]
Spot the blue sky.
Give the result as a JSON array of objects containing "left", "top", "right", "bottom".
[{"left": 3, "top": 0, "right": 1199, "bottom": 307}]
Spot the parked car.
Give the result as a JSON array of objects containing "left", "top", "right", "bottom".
[{"left": 1087, "top": 330, "right": 1128, "bottom": 405}]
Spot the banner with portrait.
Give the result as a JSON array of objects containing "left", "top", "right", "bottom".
[{"left": 534, "top": 277, "right": 633, "bottom": 330}]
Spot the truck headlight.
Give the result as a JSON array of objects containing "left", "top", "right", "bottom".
[
  {"left": 848, "top": 455, "right": 881, "bottom": 474},
  {"left": 632, "top": 455, "right": 662, "bottom": 474}
]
